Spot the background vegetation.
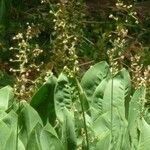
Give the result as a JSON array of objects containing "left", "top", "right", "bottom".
[
  {"left": 1, "top": 0, "right": 150, "bottom": 149},
  {"left": 1, "top": 0, "right": 150, "bottom": 96}
]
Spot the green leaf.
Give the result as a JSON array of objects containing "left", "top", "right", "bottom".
[
  {"left": 95, "top": 131, "right": 111, "bottom": 150},
  {"left": 119, "top": 69, "right": 131, "bottom": 118},
  {"left": 128, "top": 86, "right": 145, "bottom": 130},
  {"left": 0, "top": 121, "right": 11, "bottom": 150},
  {"left": 18, "top": 101, "right": 43, "bottom": 147},
  {"left": 0, "top": 110, "right": 7, "bottom": 119},
  {"left": 92, "top": 112, "right": 110, "bottom": 137},
  {"left": 40, "top": 124, "right": 64, "bottom": 150},
  {"left": 0, "top": 86, "right": 14, "bottom": 110},
  {"left": 92, "top": 109, "right": 127, "bottom": 135},
  {"left": 103, "top": 72, "right": 126, "bottom": 117},
  {"left": 91, "top": 108, "right": 127, "bottom": 149},
  {"left": 100, "top": 70, "right": 130, "bottom": 149},
  {"left": 54, "top": 73, "right": 74, "bottom": 123},
  {"left": 43, "top": 123, "right": 58, "bottom": 138},
  {"left": 4, "top": 131, "right": 17, "bottom": 150},
  {"left": 81, "top": 61, "right": 110, "bottom": 102},
  {"left": 18, "top": 139, "right": 26, "bottom": 150},
  {"left": 128, "top": 86, "right": 146, "bottom": 149},
  {"left": 0, "top": 110, "right": 24, "bottom": 150},
  {"left": 138, "top": 118, "right": 150, "bottom": 150},
  {"left": 26, "top": 123, "right": 42, "bottom": 150},
  {"left": 91, "top": 77, "right": 109, "bottom": 119},
  {"left": 91, "top": 112, "right": 111, "bottom": 150},
  {"left": 144, "top": 108, "right": 150, "bottom": 125},
  {"left": 121, "top": 130, "right": 131, "bottom": 150},
  {"left": 54, "top": 73, "right": 77, "bottom": 149},
  {"left": 31, "top": 74, "right": 57, "bottom": 125},
  {"left": 119, "top": 68, "right": 131, "bottom": 97},
  {"left": 62, "top": 109, "right": 77, "bottom": 150}
]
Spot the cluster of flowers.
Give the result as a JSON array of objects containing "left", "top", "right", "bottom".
[
  {"left": 9, "top": 23, "right": 43, "bottom": 99},
  {"left": 50, "top": 1, "right": 83, "bottom": 77},
  {"left": 107, "top": 1, "right": 136, "bottom": 72},
  {"left": 107, "top": 0, "right": 150, "bottom": 90}
]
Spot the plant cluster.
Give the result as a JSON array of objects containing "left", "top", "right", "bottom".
[
  {"left": 0, "top": 61, "right": 150, "bottom": 149},
  {"left": 0, "top": 0, "right": 150, "bottom": 149}
]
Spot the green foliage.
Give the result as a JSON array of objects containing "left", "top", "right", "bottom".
[
  {"left": 0, "top": 86, "right": 14, "bottom": 110},
  {"left": 54, "top": 73, "right": 77, "bottom": 149},
  {"left": 1, "top": 0, "right": 150, "bottom": 149},
  {"left": 0, "top": 61, "right": 150, "bottom": 149},
  {"left": 81, "top": 61, "right": 110, "bottom": 102},
  {"left": 31, "top": 74, "right": 57, "bottom": 125}
]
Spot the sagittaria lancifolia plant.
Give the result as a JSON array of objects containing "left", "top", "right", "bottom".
[{"left": 0, "top": 61, "right": 150, "bottom": 150}]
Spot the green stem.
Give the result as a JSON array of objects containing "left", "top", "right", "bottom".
[
  {"left": 110, "top": 74, "right": 114, "bottom": 149},
  {"left": 16, "top": 100, "right": 21, "bottom": 150},
  {"left": 75, "top": 78, "right": 90, "bottom": 150}
]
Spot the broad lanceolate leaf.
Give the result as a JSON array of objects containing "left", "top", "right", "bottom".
[
  {"left": 91, "top": 69, "right": 130, "bottom": 149},
  {"left": 54, "top": 73, "right": 77, "bottom": 149},
  {"left": 54, "top": 73, "right": 74, "bottom": 123},
  {"left": 137, "top": 118, "right": 150, "bottom": 150},
  {"left": 95, "top": 131, "right": 111, "bottom": 150},
  {"left": 128, "top": 86, "right": 146, "bottom": 149},
  {"left": 0, "top": 110, "right": 18, "bottom": 150},
  {"left": 0, "top": 86, "right": 14, "bottom": 110},
  {"left": 31, "top": 74, "right": 57, "bottom": 125},
  {"left": 26, "top": 123, "right": 42, "bottom": 150},
  {"left": 62, "top": 109, "right": 77, "bottom": 150},
  {"left": 0, "top": 121, "right": 12, "bottom": 150},
  {"left": 0, "top": 110, "right": 26, "bottom": 150},
  {"left": 91, "top": 112, "right": 111, "bottom": 149},
  {"left": 103, "top": 69, "right": 128, "bottom": 118},
  {"left": 2, "top": 111, "right": 18, "bottom": 143},
  {"left": 91, "top": 77, "right": 109, "bottom": 119},
  {"left": 92, "top": 112, "right": 110, "bottom": 138},
  {"left": 18, "top": 101, "right": 43, "bottom": 147},
  {"left": 119, "top": 69, "right": 131, "bottom": 118},
  {"left": 128, "top": 86, "right": 146, "bottom": 130},
  {"left": 40, "top": 126, "right": 64, "bottom": 150},
  {"left": 37, "top": 123, "right": 64, "bottom": 150},
  {"left": 91, "top": 109, "right": 127, "bottom": 150},
  {"left": 81, "top": 61, "right": 110, "bottom": 102}
]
